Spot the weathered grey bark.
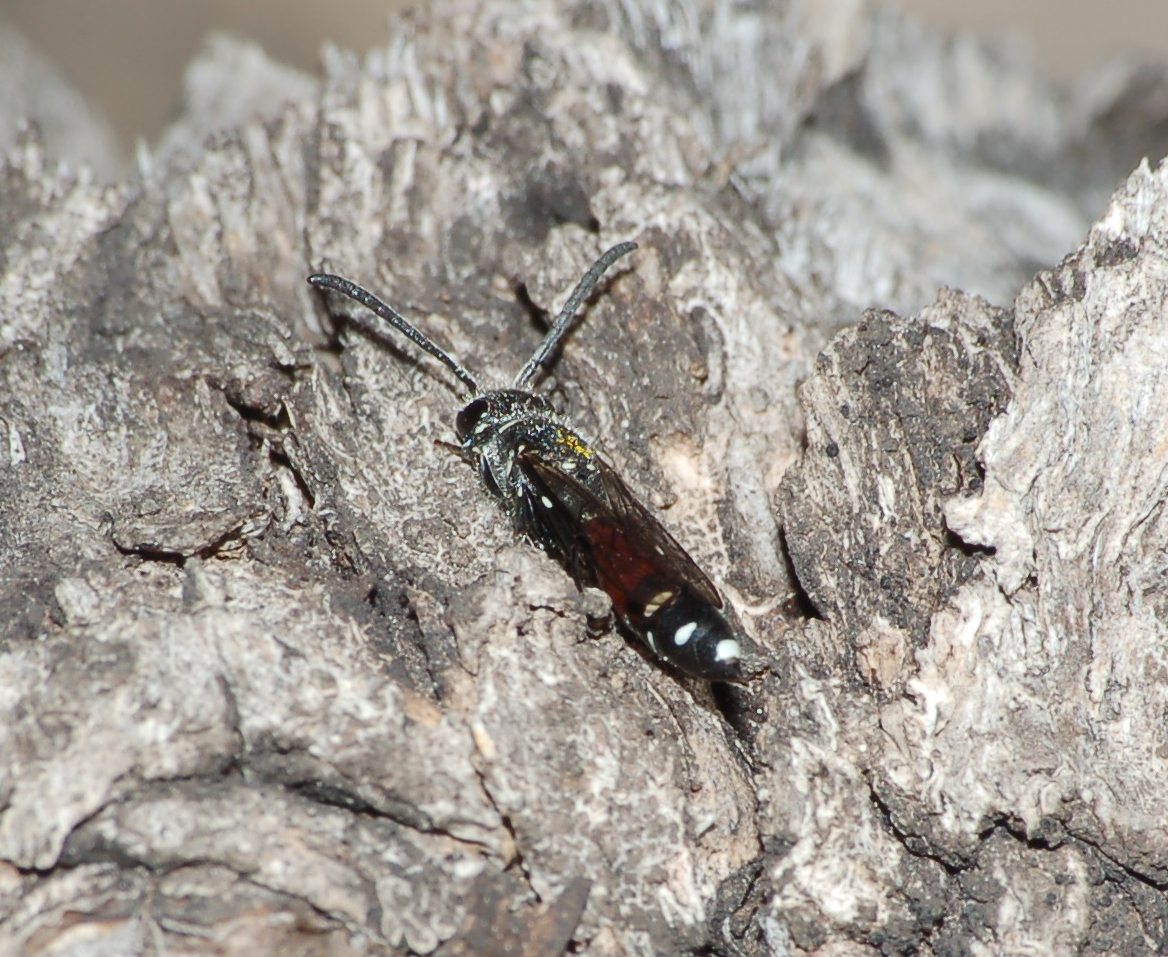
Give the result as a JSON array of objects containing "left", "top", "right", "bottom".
[{"left": 3, "top": 1, "right": 1168, "bottom": 954}]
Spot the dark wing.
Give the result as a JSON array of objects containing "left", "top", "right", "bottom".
[{"left": 516, "top": 450, "right": 722, "bottom": 610}]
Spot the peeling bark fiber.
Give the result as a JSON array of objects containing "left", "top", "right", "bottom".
[{"left": 3, "top": 1, "right": 1168, "bottom": 955}]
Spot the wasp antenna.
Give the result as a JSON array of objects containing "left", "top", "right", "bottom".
[
  {"left": 308, "top": 273, "right": 480, "bottom": 395},
  {"left": 512, "top": 241, "right": 638, "bottom": 391}
]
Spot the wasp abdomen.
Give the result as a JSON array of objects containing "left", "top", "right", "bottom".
[{"left": 641, "top": 591, "right": 741, "bottom": 681}]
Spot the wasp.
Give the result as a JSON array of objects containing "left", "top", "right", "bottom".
[{"left": 308, "top": 242, "right": 743, "bottom": 681}]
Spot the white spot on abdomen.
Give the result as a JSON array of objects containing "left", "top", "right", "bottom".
[
  {"left": 673, "top": 621, "right": 697, "bottom": 646},
  {"left": 714, "top": 639, "right": 740, "bottom": 662},
  {"left": 643, "top": 590, "right": 675, "bottom": 617},
  {"left": 540, "top": 495, "right": 553, "bottom": 508}
]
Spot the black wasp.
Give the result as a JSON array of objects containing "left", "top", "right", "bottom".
[{"left": 308, "top": 242, "right": 743, "bottom": 681}]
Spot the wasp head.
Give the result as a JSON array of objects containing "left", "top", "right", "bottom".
[{"left": 455, "top": 389, "right": 555, "bottom": 443}]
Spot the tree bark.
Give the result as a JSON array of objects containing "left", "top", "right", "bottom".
[{"left": 3, "top": 2, "right": 1168, "bottom": 955}]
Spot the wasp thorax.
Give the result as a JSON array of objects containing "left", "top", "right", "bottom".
[{"left": 455, "top": 389, "right": 555, "bottom": 442}]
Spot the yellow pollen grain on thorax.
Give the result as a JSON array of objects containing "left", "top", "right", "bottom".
[{"left": 555, "top": 427, "right": 594, "bottom": 458}]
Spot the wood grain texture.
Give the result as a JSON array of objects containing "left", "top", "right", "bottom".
[{"left": 3, "top": 1, "right": 1168, "bottom": 954}]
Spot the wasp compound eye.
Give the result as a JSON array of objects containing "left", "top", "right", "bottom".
[{"left": 456, "top": 397, "right": 490, "bottom": 441}]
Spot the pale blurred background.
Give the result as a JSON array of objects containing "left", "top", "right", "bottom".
[{"left": 4, "top": 0, "right": 1168, "bottom": 150}]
